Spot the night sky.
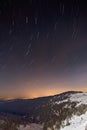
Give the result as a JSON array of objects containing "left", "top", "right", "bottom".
[{"left": 0, "top": 0, "right": 87, "bottom": 99}]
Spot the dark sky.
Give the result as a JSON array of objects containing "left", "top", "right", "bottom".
[{"left": 0, "top": 0, "right": 87, "bottom": 99}]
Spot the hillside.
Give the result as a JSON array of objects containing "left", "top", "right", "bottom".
[{"left": 0, "top": 91, "right": 87, "bottom": 130}]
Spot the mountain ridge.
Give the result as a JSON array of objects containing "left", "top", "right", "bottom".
[
  {"left": 0, "top": 90, "right": 83, "bottom": 101},
  {"left": 0, "top": 91, "right": 87, "bottom": 130}
]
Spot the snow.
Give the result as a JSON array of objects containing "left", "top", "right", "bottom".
[
  {"left": 54, "top": 92, "right": 87, "bottom": 107},
  {"left": 60, "top": 111, "right": 87, "bottom": 130},
  {"left": 54, "top": 99, "right": 68, "bottom": 105},
  {"left": 18, "top": 123, "right": 43, "bottom": 130},
  {"left": 17, "top": 92, "right": 87, "bottom": 130},
  {"left": 70, "top": 93, "right": 87, "bottom": 106}
]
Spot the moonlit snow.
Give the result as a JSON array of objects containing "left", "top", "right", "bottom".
[
  {"left": 60, "top": 112, "right": 87, "bottom": 130},
  {"left": 54, "top": 92, "right": 87, "bottom": 107},
  {"left": 70, "top": 93, "right": 87, "bottom": 106}
]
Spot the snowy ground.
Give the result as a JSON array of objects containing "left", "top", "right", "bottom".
[
  {"left": 54, "top": 92, "right": 87, "bottom": 107},
  {"left": 70, "top": 93, "right": 87, "bottom": 106},
  {"left": 60, "top": 111, "right": 87, "bottom": 130},
  {"left": 18, "top": 123, "right": 43, "bottom": 130}
]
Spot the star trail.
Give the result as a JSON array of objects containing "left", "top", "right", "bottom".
[{"left": 0, "top": 0, "right": 87, "bottom": 99}]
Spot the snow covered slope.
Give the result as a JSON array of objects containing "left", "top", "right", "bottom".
[
  {"left": 60, "top": 111, "right": 87, "bottom": 130},
  {"left": 70, "top": 93, "right": 87, "bottom": 106},
  {"left": 0, "top": 91, "right": 87, "bottom": 130},
  {"left": 47, "top": 91, "right": 87, "bottom": 130},
  {"left": 53, "top": 92, "right": 87, "bottom": 107}
]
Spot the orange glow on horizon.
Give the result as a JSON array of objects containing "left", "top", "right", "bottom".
[
  {"left": 1, "top": 86, "right": 87, "bottom": 100},
  {"left": 22, "top": 87, "right": 87, "bottom": 99}
]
